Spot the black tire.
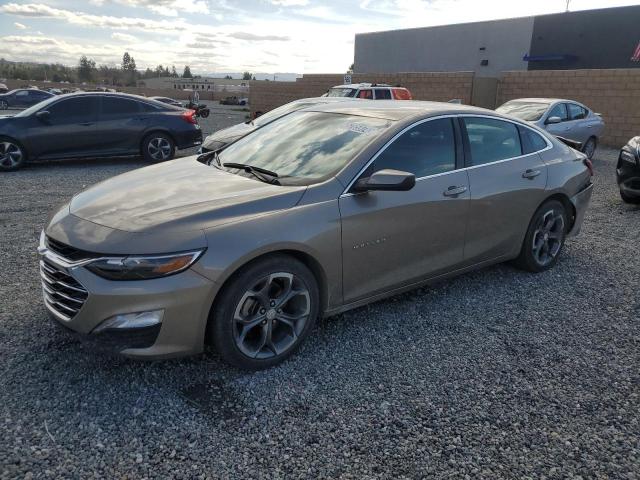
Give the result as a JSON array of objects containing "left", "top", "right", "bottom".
[
  {"left": 582, "top": 137, "right": 597, "bottom": 160},
  {"left": 0, "top": 100, "right": 8, "bottom": 110},
  {"left": 620, "top": 190, "right": 640, "bottom": 204},
  {"left": 209, "top": 254, "right": 319, "bottom": 370},
  {"left": 141, "top": 132, "right": 175, "bottom": 163},
  {"left": 514, "top": 200, "right": 569, "bottom": 273},
  {"left": 200, "top": 109, "right": 210, "bottom": 118},
  {"left": 0, "top": 137, "right": 26, "bottom": 171}
]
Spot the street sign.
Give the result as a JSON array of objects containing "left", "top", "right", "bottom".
[{"left": 344, "top": 74, "right": 352, "bottom": 84}]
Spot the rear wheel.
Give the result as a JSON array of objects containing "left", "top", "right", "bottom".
[
  {"left": 582, "top": 137, "right": 597, "bottom": 160},
  {"left": 515, "top": 200, "right": 568, "bottom": 272},
  {"left": 209, "top": 255, "right": 319, "bottom": 370},
  {"left": 0, "top": 138, "right": 26, "bottom": 171},
  {"left": 142, "top": 133, "right": 175, "bottom": 162},
  {"left": 199, "top": 109, "right": 210, "bottom": 118},
  {"left": 620, "top": 189, "right": 640, "bottom": 204}
]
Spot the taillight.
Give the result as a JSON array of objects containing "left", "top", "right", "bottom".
[
  {"left": 583, "top": 157, "right": 594, "bottom": 177},
  {"left": 181, "top": 109, "right": 197, "bottom": 124}
]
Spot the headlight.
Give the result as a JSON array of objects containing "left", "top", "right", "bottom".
[{"left": 86, "top": 250, "right": 205, "bottom": 280}]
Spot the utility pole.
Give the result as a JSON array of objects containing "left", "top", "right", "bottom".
[{"left": 565, "top": 0, "right": 571, "bottom": 12}]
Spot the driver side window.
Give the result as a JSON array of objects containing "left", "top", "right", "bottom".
[{"left": 370, "top": 118, "right": 456, "bottom": 178}]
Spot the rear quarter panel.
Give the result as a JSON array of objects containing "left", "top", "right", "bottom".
[{"left": 539, "top": 140, "right": 592, "bottom": 206}]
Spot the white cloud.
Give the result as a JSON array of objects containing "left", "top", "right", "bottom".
[
  {"left": 111, "top": 32, "right": 138, "bottom": 43},
  {"left": 270, "top": 0, "right": 310, "bottom": 6},
  {"left": 14, "top": 22, "right": 27, "bottom": 29}
]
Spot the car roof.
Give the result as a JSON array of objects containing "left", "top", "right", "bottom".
[
  {"left": 301, "top": 99, "right": 496, "bottom": 121},
  {"left": 330, "top": 83, "right": 405, "bottom": 90},
  {"left": 291, "top": 96, "right": 355, "bottom": 105},
  {"left": 504, "top": 98, "right": 582, "bottom": 104}
]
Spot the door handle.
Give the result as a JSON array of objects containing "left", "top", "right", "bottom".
[
  {"left": 443, "top": 185, "right": 467, "bottom": 197},
  {"left": 522, "top": 169, "right": 541, "bottom": 179}
]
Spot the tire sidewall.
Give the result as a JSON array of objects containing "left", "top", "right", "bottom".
[
  {"left": 583, "top": 137, "right": 597, "bottom": 159},
  {"left": 0, "top": 137, "right": 26, "bottom": 172},
  {"left": 518, "top": 200, "right": 569, "bottom": 272},
  {"left": 211, "top": 255, "right": 320, "bottom": 370},
  {"left": 142, "top": 133, "right": 175, "bottom": 163}
]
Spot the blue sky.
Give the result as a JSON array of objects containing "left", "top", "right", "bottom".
[{"left": 0, "top": 0, "right": 638, "bottom": 75}]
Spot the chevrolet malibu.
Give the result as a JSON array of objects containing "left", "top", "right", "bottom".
[{"left": 39, "top": 101, "right": 594, "bottom": 369}]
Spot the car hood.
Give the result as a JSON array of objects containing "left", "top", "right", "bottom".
[
  {"left": 69, "top": 157, "right": 306, "bottom": 233},
  {"left": 203, "top": 122, "right": 255, "bottom": 149}
]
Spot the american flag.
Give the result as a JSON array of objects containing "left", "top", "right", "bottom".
[{"left": 632, "top": 41, "right": 640, "bottom": 62}]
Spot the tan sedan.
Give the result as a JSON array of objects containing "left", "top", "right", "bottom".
[{"left": 39, "top": 101, "right": 593, "bottom": 369}]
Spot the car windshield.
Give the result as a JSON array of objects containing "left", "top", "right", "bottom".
[
  {"left": 496, "top": 101, "right": 550, "bottom": 121},
  {"left": 218, "top": 111, "right": 393, "bottom": 185},
  {"left": 326, "top": 88, "right": 357, "bottom": 98},
  {"left": 15, "top": 95, "right": 60, "bottom": 117},
  {"left": 253, "top": 101, "right": 315, "bottom": 127}
]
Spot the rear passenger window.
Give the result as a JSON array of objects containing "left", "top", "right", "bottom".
[
  {"left": 102, "top": 97, "right": 140, "bottom": 115},
  {"left": 358, "top": 90, "right": 373, "bottom": 100},
  {"left": 567, "top": 103, "right": 587, "bottom": 120},
  {"left": 463, "top": 117, "right": 522, "bottom": 165},
  {"left": 372, "top": 118, "right": 456, "bottom": 178},
  {"left": 519, "top": 126, "right": 549, "bottom": 154},
  {"left": 374, "top": 89, "right": 391, "bottom": 100}
]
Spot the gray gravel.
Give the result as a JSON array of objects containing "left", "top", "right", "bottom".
[{"left": 1, "top": 141, "right": 639, "bottom": 479}]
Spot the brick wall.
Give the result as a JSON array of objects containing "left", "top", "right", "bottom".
[
  {"left": 250, "top": 72, "right": 474, "bottom": 116},
  {"left": 497, "top": 69, "right": 640, "bottom": 147}
]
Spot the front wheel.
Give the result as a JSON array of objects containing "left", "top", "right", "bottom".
[
  {"left": 199, "top": 109, "right": 210, "bottom": 118},
  {"left": 514, "top": 200, "right": 568, "bottom": 272},
  {"left": 209, "top": 255, "right": 319, "bottom": 370},
  {"left": 142, "top": 133, "right": 175, "bottom": 163},
  {"left": 620, "top": 189, "right": 640, "bottom": 204},
  {"left": 0, "top": 139, "right": 26, "bottom": 171},
  {"left": 582, "top": 137, "right": 597, "bottom": 160}
]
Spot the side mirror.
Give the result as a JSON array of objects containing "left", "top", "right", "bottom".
[
  {"left": 353, "top": 169, "right": 415, "bottom": 193},
  {"left": 545, "top": 116, "right": 562, "bottom": 125},
  {"left": 35, "top": 110, "right": 51, "bottom": 123}
]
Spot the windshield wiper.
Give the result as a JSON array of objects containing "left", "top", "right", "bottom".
[{"left": 222, "top": 162, "right": 279, "bottom": 184}]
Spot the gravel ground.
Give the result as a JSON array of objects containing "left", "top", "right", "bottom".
[{"left": 0, "top": 141, "right": 638, "bottom": 479}]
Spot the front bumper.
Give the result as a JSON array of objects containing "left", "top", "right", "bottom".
[
  {"left": 39, "top": 245, "right": 216, "bottom": 359},
  {"left": 616, "top": 148, "right": 640, "bottom": 198},
  {"left": 567, "top": 182, "right": 594, "bottom": 237}
]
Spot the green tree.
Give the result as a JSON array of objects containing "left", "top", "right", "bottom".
[
  {"left": 242, "top": 71, "right": 252, "bottom": 80},
  {"left": 171, "top": 65, "right": 178, "bottom": 77},
  {"left": 122, "top": 52, "right": 131, "bottom": 71},
  {"left": 182, "top": 65, "right": 193, "bottom": 78},
  {"left": 77, "top": 55, "right": 96, "bottom": 82}
]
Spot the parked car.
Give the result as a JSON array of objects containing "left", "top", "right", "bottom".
[
  {"left": 151, "top": 96, "right": 184, "bottom": 107},
  {"left": 0, "top": 83, "right": 8, "bottom": 94},
  {"left": 200, "top": 97, "right": 354, "bottom": 153},
  {"left": 325, "top": 83, "right": 412, "bottom": 100},
  {"left": 220, "top": 96, "right": 248, "bottom": 106},
  {"left": 38, "top": 100, "right": 593, "bottom": 369},
  {"left": 0, "top": 88, "right": 54, "bottom": 110},
  {"left": 617, "top": 136, "right": 640, "bottom": 204},
  {"left": 0, "top": 92, "right": 202, "bottom": 171},
  {"left": 496, "top": 98, "right": 604, "bottom": 159}
]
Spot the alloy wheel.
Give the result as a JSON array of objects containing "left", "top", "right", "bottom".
[
  {"left": 147, "top": 137, "right": 172, "bottom": 161},
  {"left": 584, "top": 139, "right": 596, "bottom": 159},
  {"left": 0, "top": 141, "right": 23, "bottom": 169},
  {"left": 532, "top": 209, "right": 565, "bottom": 266},
  {"left": 232, "top": 272, "right": 311, "bottom": 359}
]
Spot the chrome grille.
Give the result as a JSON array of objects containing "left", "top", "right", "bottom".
[{"left": 40, "top": 259, "right": 88, "bottom": 321}]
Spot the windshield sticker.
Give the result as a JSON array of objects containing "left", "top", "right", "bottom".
[{"left": 348, "top": 123, "right": 379, "bottom": 135}]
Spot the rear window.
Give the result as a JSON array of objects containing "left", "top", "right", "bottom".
[
  {"left": 102, "top": 97, "right": 140, "bottom": 115},
  {"left": 374, "top": 89, "right": 391, "bottom": 100}
]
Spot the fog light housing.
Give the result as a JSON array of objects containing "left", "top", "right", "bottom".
[{"left": 93, "top": 310, "right": 164, "bottom": 333}]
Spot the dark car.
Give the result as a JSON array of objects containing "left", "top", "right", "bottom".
[
  {"left": 150, "top": 96, "right": 184, "bottom": 107},
  {"left": 617, "top": 136, "right": 640, "bottom": 204},
  {"left": 0, "top": 89, "right": 54, "bottom": 110},
  {"left": 0, "top": 92, "right": 202, "bottom": 171}
]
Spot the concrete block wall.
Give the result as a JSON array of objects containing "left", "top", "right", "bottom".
[
  {"left": 250, "top": 72, "right": 474, "bottom": 116},
  {"left": 497, "top": 69, "right": 640, "bottom": 147}
]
